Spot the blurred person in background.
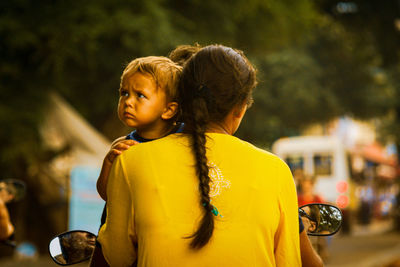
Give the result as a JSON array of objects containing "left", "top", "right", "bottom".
[
  {"left": 0, "top": 182, "right": 15, "bottom": 240},
  {"left": 297, "top": 174, "right": 328, "bottom": 263},
  {"left": 291, "top": 170, "right": 323, "bottom": 266},
  {"left": 357, "top": 185, "right": 374, "bottom": 225},
  {"left": 293, "top": 168, "right": 305, "bottom": 194},
  {"left": 298, "top": 173, "right": 324, "bottom": 207}
]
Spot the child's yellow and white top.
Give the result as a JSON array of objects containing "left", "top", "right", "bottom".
[{"left": 97, "top": 133, "right": 300, "bottom": 267}]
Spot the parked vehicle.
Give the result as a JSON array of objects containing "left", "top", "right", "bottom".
[
  {"left": 273, "top": 136, "right": 357, "bottom": 233},
  {"left": 272, "top": 135, "right": 398, "bottom": 234}
]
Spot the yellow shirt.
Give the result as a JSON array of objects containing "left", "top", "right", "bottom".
[{"left": 97, "top": 133, "right": 300, "bottom": 267}]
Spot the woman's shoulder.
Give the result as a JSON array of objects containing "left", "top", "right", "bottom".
[
  {"left": 208, "top": 133, "right": 288, "bottom": 168},
  {"left": 230, "top": 135, "right": 286, "bottom": 163},
  {"left": 221, "top": 135, "right": 293, "bottom": 188}
]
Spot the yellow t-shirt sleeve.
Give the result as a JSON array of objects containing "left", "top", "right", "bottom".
[
  {"left": 97, "top": 155, "right": 137, "bottom": 266},
  {"left": 274, "top": 160, "right": 301, "bottom": 266}
]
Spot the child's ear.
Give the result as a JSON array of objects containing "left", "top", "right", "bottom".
[{"left": 161, "top": 102, "right": 178, "bottom": 120}]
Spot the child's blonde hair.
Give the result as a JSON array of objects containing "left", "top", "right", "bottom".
[{"left": 121, "top": 56, "right": 182, "bottom": 101}]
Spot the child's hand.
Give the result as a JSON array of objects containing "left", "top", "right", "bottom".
[{"left": 105, "top": 138, "right": 139, "bottom": 165}]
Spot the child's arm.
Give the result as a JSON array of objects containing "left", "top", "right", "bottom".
[{"left": 97, "top": 137, "right": 138, "bottom": 200}]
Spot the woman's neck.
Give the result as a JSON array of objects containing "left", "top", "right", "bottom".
[
  {"left": 136, "top": 123, "right": 176, "bottom": 140},
  {"left": 206, "top": 104, "right": 246, "bottom": 135},
  {"left": 206, "top": 122, "right": 232, "bottom": 135}
]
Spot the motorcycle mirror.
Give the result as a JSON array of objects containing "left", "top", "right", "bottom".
[
  {"left": 299, "top": 203, "right": 342, "bottom": 236},
  {"left": 0, "top": 179, "right": 26, "bottom": 203},
  {"left": 49, "top": 230, "right": 96, "bottom": 266}
]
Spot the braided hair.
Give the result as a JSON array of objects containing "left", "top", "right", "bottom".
[{"left": 179, "top": 45, "right": 257, "bottom": 249}]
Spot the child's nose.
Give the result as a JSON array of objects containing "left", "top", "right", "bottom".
[{"left": 124, "top": 96, "right": 135, "bottom": 106}]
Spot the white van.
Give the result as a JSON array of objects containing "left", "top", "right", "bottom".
[{"left": 272, "top": 136, "right": 351, "bottom": 210}]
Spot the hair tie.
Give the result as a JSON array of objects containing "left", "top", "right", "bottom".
[
  {"left": 202, "top": 202, "right": 223, "bottom": 217},
  {"left": 195, "top": 84, "right": 211, "bottom": 99}
]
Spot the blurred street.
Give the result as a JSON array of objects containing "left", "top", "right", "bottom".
[
  {"left": 324, "top": 231, "right": 400, "bottom": 267},
  {"left": 324, "top": 219, "right": 400, "bottom": 267}
]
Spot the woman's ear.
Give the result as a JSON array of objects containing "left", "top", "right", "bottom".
[
  {"left": 161, "top": 102, "right": 178, "bottom": 120},
  {"left": 233, "top": 103, "right": 247, "bottom": 119},
  {"left": 228, "top": 103, "right": 248, "bottom": 135}
]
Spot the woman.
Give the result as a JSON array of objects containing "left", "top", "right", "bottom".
[
  {"left": 298, "top": 173, "right": 323, "bottom": 207},
  {"left": 93, "top": 45, "right": 301, "bottom": 266}
]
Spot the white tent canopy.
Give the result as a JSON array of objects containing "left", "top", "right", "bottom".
[{"left": 41, "top": 92, "right": 110, "bottom": 168}]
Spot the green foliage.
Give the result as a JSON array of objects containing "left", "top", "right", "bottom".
[
  {"left": 237, "top": 49, "right": 329, "bottom": 146},
  {"left": 1, "top": 0, "right": 398, "bottom": 173},
  {"left": 375, "top": 65, "right": 400, "bottom": 143},
  {"left": 314, "top": 0, "right": 400, "bottom": 148},
  {"left": 237, "top": 15, "right": 394, "bottom": 147},
  {"left": 167, "top": 0, "right": 318, "bottom": 51},
  {"left": 0, "top": 0, "right": 183, "bottom": 177},
  {"left": 1, "top": 0, "right": 322, "bottom": 174},
  {"left": 307, "top": 18, "right": 393, "bottom": 119}
]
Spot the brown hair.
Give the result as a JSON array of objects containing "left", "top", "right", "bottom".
[
  {"left": 121, "top": 56, "right": 182, "bottom": 101},
  {"left": 168, "top": 44, "right": 202, "bottom": 66},
  {"left": 179, "top": 45, "right": 257, "bottom": 249}
]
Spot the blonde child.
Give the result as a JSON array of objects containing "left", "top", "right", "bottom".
[{"left": 96, "top": 56, "right": 183, "bottom": 201}]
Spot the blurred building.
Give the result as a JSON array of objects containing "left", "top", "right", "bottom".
[
  {"left": 273, "top": 117, "right": 399, "bottom": 234},
  {"left": 9, "top": 93, "right": 109, "bottom": 255},
  {"left": 304, "top": 117, "right": 398, "bottom": 181},
  {"left": 40, "top": 93, "right": 109, "bottom": 234}
]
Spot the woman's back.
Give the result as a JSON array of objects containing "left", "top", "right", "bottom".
[{"left": 98, "top": 133, "right": 300, "bottom": 266}]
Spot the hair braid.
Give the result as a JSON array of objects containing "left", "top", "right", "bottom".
[
  {"left": 186, "top": 97, "right": 215, "bottom": 249},
  {"left": 179, "top": 44, "right": 257, "bottom": 250}
]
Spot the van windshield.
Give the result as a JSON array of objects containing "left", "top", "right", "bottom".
[
  {"left": 285, "top": 155, "right": 304, "bottom": 173},
  {"left": 313, "top": 154, "right": 333, "bottom": 176}
]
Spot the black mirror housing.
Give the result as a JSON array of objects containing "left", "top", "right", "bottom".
[
  {"left": 48, "top": 230, "right": 96, "bottom": 266},
  {"left": 299, "top": 203, "right": 343, "bottom": 236}
]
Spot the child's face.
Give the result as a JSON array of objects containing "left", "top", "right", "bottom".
[{"left": 118, "top": 72, "right": 170, "bottom": 134}]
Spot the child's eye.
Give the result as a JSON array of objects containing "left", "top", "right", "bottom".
[
  {"left": 137, "top": 93, "right": 145, "bottom": 98},
  {"left": 120, "top": 90, "right": 129, "bottom": 97}
]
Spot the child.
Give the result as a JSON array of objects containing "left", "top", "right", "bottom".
[
  {"left": 96, "top": 56, "right": 183, "bottom": 201},
  {"left": 91, "top": 49, "right": 202, "bottom": 266}
]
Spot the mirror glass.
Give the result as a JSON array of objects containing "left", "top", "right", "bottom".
[
  {"left": 299, "top": 203, "right": 342, "bottom": 236},
  {"left": 0, "top": 179, "right": 26, "bottom": 203},
  {"left": 49, "top": 231, "right": 96, "bottom": 265}
]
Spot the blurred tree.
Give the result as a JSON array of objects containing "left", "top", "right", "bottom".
[
  {"left": 0, "top": 0, "right": 183, "bottom": 176},
  {"left": 238, "top": 15, "right": 394, "bottom": 147},
  {"left": 315, "top": 0, "right": 400, "bottom": 153},
  {"left": 168, "top": 0, "right": 317, "bottom": 51},
  {"left": 239, "top": 48, "right": 329, "bottom": 145},
  {"left": 319, "top": 0, "right": 400, "bottom": 66}
]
